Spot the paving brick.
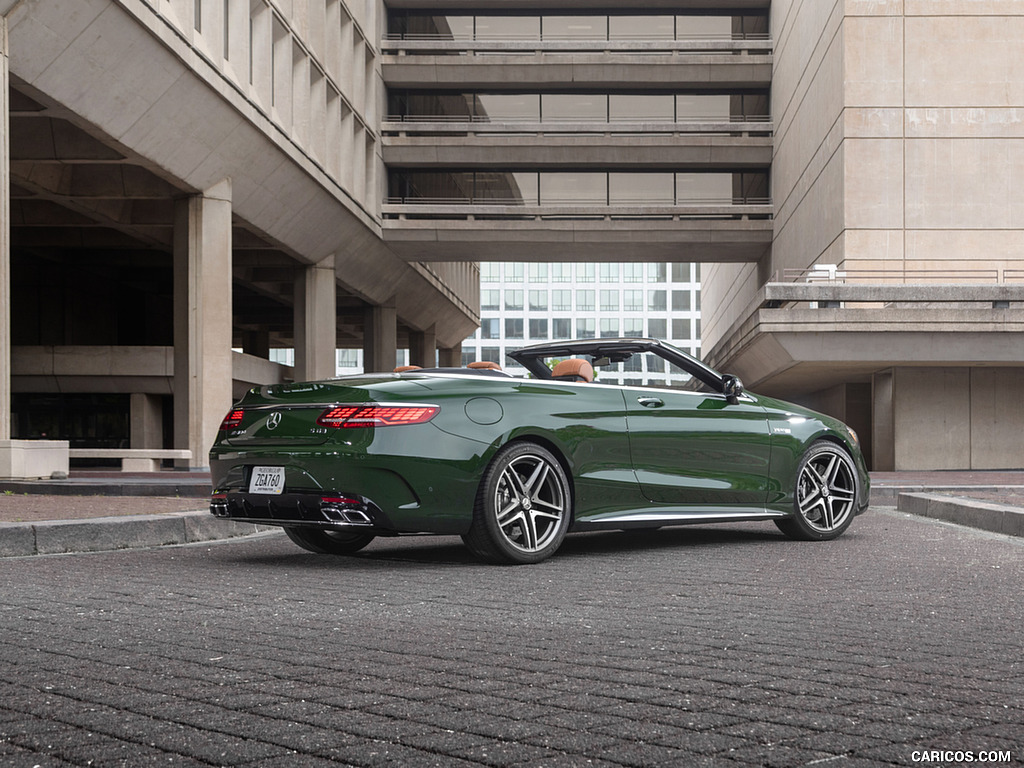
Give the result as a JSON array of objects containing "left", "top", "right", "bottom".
[{"left": 1, "top": 509, "right": 1022, "bottom": 766}]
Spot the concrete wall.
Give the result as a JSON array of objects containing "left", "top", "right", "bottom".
[{"left": 887, "top": 367, "right": 1024, "bottom": 471}]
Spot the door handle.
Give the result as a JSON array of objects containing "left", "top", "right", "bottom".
[{"left": 637, "top": 397, "right": 664, "bottom": 408}]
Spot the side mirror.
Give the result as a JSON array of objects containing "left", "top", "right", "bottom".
[{"left": 723, "top": 374, "right": 744, "bottom": 404}]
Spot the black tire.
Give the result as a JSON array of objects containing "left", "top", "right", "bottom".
[
  {"left": 283, "top": 527, "right": 376, "bottom": 555},
  {"left": 775, "top": 441, "right": 859, "bottom": 541},
  {"left": 462, "top": 442, "right": 572, "bottom": 565}
]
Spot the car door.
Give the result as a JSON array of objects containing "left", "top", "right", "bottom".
[{"left": 623, "top": 386, "right": 772, "bottom": 508}]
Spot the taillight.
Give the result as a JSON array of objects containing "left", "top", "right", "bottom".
[
  {"left": 317, "top": 405, "right": 439, "bottom": 428},
  {"left": 219, "top": 409, "right": 244, "bottom": 430}
]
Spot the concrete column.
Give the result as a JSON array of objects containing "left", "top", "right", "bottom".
[
  {"left": 362, "top": 298, "right": 397, "bottom": 373},
  {"left": 408, "top": 324, "right": 436, "bottom": 368},
  {"left": 871, "top": 370, "right": 894, "bottom": 472},
  {"left": 0, "top": 17, "right": 10, "bottom": 442},
  {"left": 293, "top": 256, "right": 337, "bottom": 381},
  {"left": 438, "top": 344, "right": 462, "bottom": 368},
  {"left": 173, "top": 179, "right": 233, "bottom": 471},
  {"left": 130, "top": 393, "right": 163, "bottom": 450}
]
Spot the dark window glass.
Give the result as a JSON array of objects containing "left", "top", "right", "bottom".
[
  {"left": 529, "top": 319, "right": 548, "bottom": 339},
  {"left": 649, "top": 318, "right": 667, "bottom": 339},
  {"left": 552, "top": 318, "right": 571, "bottom": 338},
  {"left": 505, "top": 318, "right": 524, "bottom": 339},
  {"left": 672, "top": 290, "right": 691, "bottom": 312}
]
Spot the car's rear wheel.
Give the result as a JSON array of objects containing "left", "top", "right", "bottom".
[
  {"left": 283, "top": 527, "right": 376, "bottom": 555},
  {"left": 776, "top": 441, "right": 858, "bottom": 541},
  {"left": 463, "top": 442, "right": 571, "bottom": 564}
]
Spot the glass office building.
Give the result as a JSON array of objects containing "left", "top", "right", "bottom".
[{"left": 462, "top": 262, "right": 701, "bottom": 385}]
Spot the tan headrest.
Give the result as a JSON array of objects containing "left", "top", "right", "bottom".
[
  {"left": 467, "top": 361, "right": 502, "bottom": 371},
  {"left": 551, "top": 358, "right": 594, "bottom": 383},
  {"left": 394, "top": 365, "right": 422, "bottom": 372}
]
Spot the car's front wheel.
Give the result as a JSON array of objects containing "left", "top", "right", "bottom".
[
  {"left": 776, "top": 441, "right": 859, "bottom": 541},
  {"left": 463, "top": 442, "right": 572, "bottom": 564},
  {"left": 283, "top": 527, "right": 376, "bottom": 555}
]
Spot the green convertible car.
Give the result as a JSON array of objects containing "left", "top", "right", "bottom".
[{"left": 210, "top": 338, "right": 869, "bottom": 564}]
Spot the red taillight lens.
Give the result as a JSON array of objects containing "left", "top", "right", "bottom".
[
  {"left": 317, "top": 405, "right": 439, "bottom": 428},
  {"left": 219, "top": 409, "right": 244, "bottom": 431}
]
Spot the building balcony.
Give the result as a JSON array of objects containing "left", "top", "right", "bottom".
[{"left": 381, "top": 117, "right": 772, "bottom": 168}]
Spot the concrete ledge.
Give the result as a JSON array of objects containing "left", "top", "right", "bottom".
[
  {"left": 897, "top": 493, "right": 1024, "bottom": 538},
  {"left": 0, "top": 512, "right": 275, "bottom": 558}
]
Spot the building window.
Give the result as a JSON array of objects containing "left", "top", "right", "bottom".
[
  {"left": 481, "top": 263, "right": 501, "bottom": 282},
  {"left": 672, "top": 290, "right": 691, "bottom": 312},
  {"left": 599, "top": 263, "right": 618, "bottom": 282},
  {"left": 648, "top": 290, "right": 666, "bottom": 312},
  {"left": 529, "top": 290, "right": 548, "bottom": 311},
  {"left": 552, "top": 318, "right": 571, "bottom": 338},
  {"left": 672, "top": 319, "right": 691, "bottom": 340},
  {"left": 600, "top": 319, "right": 619, "bottom": 338},
  {"left": 529, "top": 319, "right": 549, "bottom": 339},
  {"left": 649, "top": 318, "right": 667, "bottom": 339},
  {"left": 624, "top": 318, "right": 643, "bottom": 337},
  {"left": 481, "top": 289, "right": 500, "bottom": 310},
  {"left": 576, "top": 263, "right": 596, "bottom": 282},
  {"left": 648, "top": 264, "right": 667, "bottom": 283},
  {"left": 672, "top": 262, "right": 692, "bottom": 283},
  {"left": 576, "top": 291, "right": 595, "bottom": 311},
  {"left": 551, "top": 263, "right": 572, "bottom": 282},
  {"left": 623, "top": 263, "right": 644, "bottom": 283},
  {"left": 600, "top": 290, "right": 619, "bottom": 312},
  {"left": 529, "top": 263, "right": 548, "bottom": 282},
  {"left": 624, "top": 290, "right": 643, "bottom": 311},
  {"left": 505, "top": 290, "right": 523, "bottom": 310},
  {"left": 480, "top": 318, "right": 500, "bottom": 339},
  {"left": 552, "top": 290, "right": 572, "bottom": 311},
  {"left": 505, "top": 318, "right": 524, "bottom": 339},
  {"left": 577, "top": 319, "right": 596, "bottom": 339},
  {"left": 481, "top": 347, "right": 501, "bottom": 364}
]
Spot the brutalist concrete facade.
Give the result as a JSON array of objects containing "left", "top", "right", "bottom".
[{"left": 702, "top": 0, "right": 1024, "bottom": 470}]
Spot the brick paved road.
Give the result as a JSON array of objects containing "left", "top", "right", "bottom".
[{"left": 1, "top": 509, "right": 1022, "bottom": 767}]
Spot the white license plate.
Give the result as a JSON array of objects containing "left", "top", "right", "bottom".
[{"left": 249, "top": 466, "right": 285, "bottom": 495}]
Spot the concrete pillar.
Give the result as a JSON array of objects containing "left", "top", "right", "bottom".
[
  {"left": 438, "top": 344, "right": 462, "bottom": 368},
  {"left": 173, "top": 179, "right": 233, "bottom": 471},
  {"left": 871, "top": 370, "right": 894, "bottom": 472},
  {"left": 362, "top": 298, "right": 397, "bottom": 373},
  {"left": 0, "top": 16, "right": 9, "bottom": 442},
  {"left": 130, "top": 393, "right": 163, "bottom": 450},
  {"left": 408, "top": 324, "right": 436, "bottom": 368},
  {"left": 293, "top": 255, "right": 337, "bottom": 381}
]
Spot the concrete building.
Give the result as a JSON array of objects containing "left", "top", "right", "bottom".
[
  {"left": 2, "top": 0, "right": 1022, "bottom": 475},
  {"left": 702, "top": 1, "right": 1024, "bottom": 471}
]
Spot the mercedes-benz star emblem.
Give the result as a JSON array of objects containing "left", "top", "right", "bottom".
[{"left": 266, "top": 411, "right": 282, "bottom": 430}]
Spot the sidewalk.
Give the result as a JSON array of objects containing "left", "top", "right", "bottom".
[
  {"left": 2, "top": 469, "right": 1023, "bottom": 557},
  {"left": 0, "top": 470, "right": 273, "bottom": 557}
]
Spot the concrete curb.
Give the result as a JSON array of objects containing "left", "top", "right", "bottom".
[
  {"left": 872, "top": 484, "right": 1024, "bottom": 506},
  {"left": 897, "top": 492, "right": 1024, "bottom": 539},
  {"left": 0, "top": 511, "right": 276, "bottom": 558}
]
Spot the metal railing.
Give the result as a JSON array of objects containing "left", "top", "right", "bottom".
[{"left": 781, "top": 267, "right": 1024, "bottom": 284}]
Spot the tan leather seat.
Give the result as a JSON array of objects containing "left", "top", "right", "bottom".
[
  {"left": 467, "top": 361, "right": 502, "bottom": 371},
  {"left": 394, "top": 365, "right": 422, "bottom": 372},
  {"left": 551, "top": 358, "right": 594, "bottom": 383}
]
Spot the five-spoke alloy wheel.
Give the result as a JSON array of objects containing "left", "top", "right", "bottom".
[
  {"left": 463, "top": 442, "right": 572, "bottom": 564},
  {"left": 776, "top": 441, "right": 859, "bottom": 541}
]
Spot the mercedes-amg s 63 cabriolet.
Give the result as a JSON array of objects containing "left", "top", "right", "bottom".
[{"left": 210, "top": 338, "right": 869, "bottom": 564}]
